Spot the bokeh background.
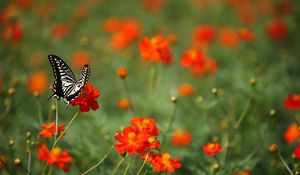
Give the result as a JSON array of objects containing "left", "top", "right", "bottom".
[{"left": 1, "top": 0, "right": 300, "bottom": 174}]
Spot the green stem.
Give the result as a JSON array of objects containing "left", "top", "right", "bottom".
[
  {"left": 122, "top": 157, "right": 132, "bottom": 175},
  {"left": 277, "top": 152, "right": 294, "bottom": 175},
  {"left": 122, "top": 79, "right": 135, "bottom": 115},
  {"left": 36, "top": 98, "right": 43, "bottom": 124},
  {"left": 136, "top": 153, "right": 148, "bottom": 175},
  {"left": 111, "top": 154, "right": 128, "bottom": 175},
  {"left": 234, "top": 97, "right": 251, "bottom": 129},
  {"left": 162, "top": 101, "right": 177, "bottom": 151},
  {"left": 54, "top": 99, "right": 58, "bottom": 142},
  {"left": 81, "top": 144, "right": 114, "bottom": 175}
]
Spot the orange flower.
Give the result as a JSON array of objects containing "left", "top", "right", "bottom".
[
  {"left": 138, "top": 35, "right": 172, "bottom": 64},
  {"left": 232, "top": 170, "right": 252, "bottom": 175},
  {"left": 171, "top": 129, "right": 192, "bottom": 146},
  {"left": 116, "top": 67, "right": 128, "bottom": 79},
  {"left": 51, "top": 23, "right": 70, "bottom": 39},
  {"left": 141, "top": 0, "right": 166, "bottom": 11},
  {"left": 2, "top": 22, "right": 23, "bottom": 44},
  {"left": 39, "top": 122, "right": 65, "bottom": 138},
  {"left": 192, "top": 58, "right": 217, "bottom": 76},
  {"left": 16, "top": 0, "right": 32, "bottom": 9},
  {"left": 117, "top": 98, "right": 131, "bottom": 110},
  {"left": 193, "top": 25, "right": 215, "bottom": 48},
  {"left": 0, "top": 4, "right": 18, "bottom": 24},
  {"left": 152, "top": 152, "right": 181, "bottom": 173},
  {"left": 283, "top": 123, "right": 300, "bottom": 144},
  {"left": 0, "top": 155, "right": 8, "bottom": 170},
  {"left": 202, "top": 142, "right": 222, "bottom": 156},
  {"left": 37, "top": 144, "right": 73, "bottom": 172},
  {"left": 238, "top": 28, "right": 254, "bottom": 42},
  {"left": 178, "top": 83, "right": 195, "bottom": 97},
  {"left": 73, "top": 6, "right": 88, "bottom": 20},
  {"left": 180, "top": 48, "right": 205, "bottom": 68},
  {"left": 284, "top": 94, "right": 300, "bottom": 110},
  {"left": 114, "top": 127, "right": 150, "bottom": 155},
  {"left": 266, "top": 19, "right": 288, "bottom": 41},
  {"left": 219, "top": 27, "right": 239, "bottom": 48},
  {"left": 27, "top": 70, "right": 48, "bottom": 95},
  {"left": 104, "top": 18, "right": 140, "bottom": 50},
  {"left": 130, "top": 117, "right": 159, "bottom": 137},
  {"left": 72, "top": 50, "right": 92, "bottom": 69}
]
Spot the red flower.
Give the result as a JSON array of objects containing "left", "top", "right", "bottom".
[
  {"left": 141, "top": 0, "right": 166, "bottom": 11},
  {"left": 266, "top": 19, "right": 288, "bottom": 41},
  {"left": 284, "top": 123, "right": 300, "bottom": 144},
  {"left": 284, "top": 94, "right": 300, "bottom": 110},
  {"left": 2, "top": 22, "right": 23, "bottom": 44},
  {"left": 294, "top": 144, "right": 300, "bottom": 159},
  {"left": 193, "top": 58, "right": 217, "bottom": 76},
  {"left": 202, "top": 142, "right": 222, "bottom": 156},
  {"left": 152, "top": 152, "right": 181, "bottom": 173},
  {"left": 193, "top": 25, "right": 215, "bottom": 48},
  {"left": 130, "top": 117, "right": 159, "bottom": 137},
  {"left": 37, "top": 144, "right": 73, "bottom": 172},
  {"left": 51, "top": 23, "right": 70, "bottom": 39},
  {"left": 171, "top": 129, "right": 192, "bottom": 146},
  {"left": 219, "top": 27, "right": 239, "bottom": 48},
  {"left": 138, "top": 35, "right": 172, "bottom": 64},
  {"left": 180, "top": 48, "right": 205, "bottom": 68},
  {"left": 39, "top": 122, "right": 65, "bottom": 138},
  {"left": 71, "top": 83, "right": 101, "bottom": 112},
  {"left": 114, "top": 126, "right": 150, "bottom": 155},
  {"left": 238, "top": 28, "right": 254, "bottom": 42}
]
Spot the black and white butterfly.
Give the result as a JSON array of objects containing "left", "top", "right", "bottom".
[{"left": 48, "top": 55, "right": 90, "bottom": 105}]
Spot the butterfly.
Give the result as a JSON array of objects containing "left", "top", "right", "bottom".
[{"left": 48, "top": 55, "right": 90, "bottom": 106}]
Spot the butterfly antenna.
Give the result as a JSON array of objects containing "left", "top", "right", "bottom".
[
  {"left": 65, "top": 102, "right": 70, "bottom": 110},
  {"left": 48, "top": 93, "right": 55, "bottom": 100}
]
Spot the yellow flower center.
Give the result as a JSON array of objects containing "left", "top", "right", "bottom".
[{"left": 292, "top": 95, "right": 300, "bottom": 101}]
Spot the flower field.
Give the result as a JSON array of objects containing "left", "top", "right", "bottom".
[{"left": 1, "top": 0, "right": 300, "bottom": 174}]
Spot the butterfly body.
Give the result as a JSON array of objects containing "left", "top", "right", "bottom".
[{"left": 48, "top": 55, "right": 90, "bottom": 105}]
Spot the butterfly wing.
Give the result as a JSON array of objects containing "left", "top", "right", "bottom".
[
  {"left": 65, "top": 65, "right": 90, "bottom": 102},
  {"left": 48, "top": 55, "right": 77, "bottom": 100}
]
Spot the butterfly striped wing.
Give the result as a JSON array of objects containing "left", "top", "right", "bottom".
[
  {"left": 48, "top": 55, "right": 89, "bottom": 104},
  {"left": 65, "top": 65, "right": 90, "bottom": 102}
]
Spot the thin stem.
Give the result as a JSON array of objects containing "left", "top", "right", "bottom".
[
  {"left": 122, "top": 157, "right": 132, "bottom": 175},
  {"left": 81, "top": 144, "right": 114, "bottom": 175},
  {"left": 36, "top": 98, "right": 43, "bottom": 124},
  {"left": 122, "top": 79, "right": 135, "bottom": 115},
  {"left": 234, "top": 97, "right": 251, "bottom": 129},
  {"left": 136, "top": 153, "right": 148, "bottom": 175},
  {"left": 162, "top": 101, "right": 177, "bottom": 151},
  {"left": 111, "top": 154, "right": 128, "bottom": 175},
  {"left": 277, "top": 152, "right": 294, "bottom": 175},
  {"left": 54, "top": 99, "right": 59, "bottom": 141},
  {"left": 42, "top": 112, "right": 78, "bottom": 174},
  {"left": 220, "top": 132, "right": 228, "bottom": 165},
  {"left": 27, "top": 151, "right": 31, "bottom": 175}
]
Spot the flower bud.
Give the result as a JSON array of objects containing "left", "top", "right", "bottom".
[
  {"left": 269, "top": 109, "right": 276, "bottom": 116},
  {"left": 8, "top": 88, "right": 15, "bottom": 96},
  {"left": 116, "top": 67, "right": 128, "bottom": 79},
  {"left": 249, "top": 77, "right": 256, "bottom": 86},
  {"left": 14, "top": 158, "right": 22, "bottom": 166},
  {"left": 211, "top": 87, "right": 218, "bottom": 96},
  {"left": 8, "top": 140, "right": 14, "bottom": 147},
  {"left": 171, "top": 96, "right": 177, "bottom": 103},
  {"left": 268, "top": 144, "right": 278, "bottom": 153}
]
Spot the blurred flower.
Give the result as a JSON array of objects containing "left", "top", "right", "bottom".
[
  {"left": 73, "top": 6, "right": 89, "bottom": 20},
  {"left": 117, "top": 98, "right": 131, "bottom": 110},
  {"left": 193, "top": 58, "right": 217, "bottom": 76},
  {"left": 116, "top": 67, "right": 128, "bottom": 79},
  {"left": 103, "top": 18, "right": 140, "bottom": 50},
  {"left": 34, "top": 2, "right": 55, "bottom": 20},
  {"left": 171, "top": 129, "right": 192, "bottom": 146},
  {"left": 27, "top": 70, "right": 48, "bottom": 95},
  {"left": 152, "top": 152, "right": 181, "bottom": 173},
  {"left": 16, "top": 0, "right": 32, "bottom": 9},
  {"left": 232, "top": 170, "right": 252, "bottom": 175},
  {"left": 139, "top": 35, "right": 172, "bottom": 64},
  {"left": 0, "top": 155, "right": 8, "bottom": 170},
  {"left": 130, "top": 117, "right": 159, "bottom": 137},
  {"left": 37, "top": 144, "right": 73, "bottom": 172},
  {"left": 294, "top": 144, "right": 300, "bottom": 159},
  {"left": 39, "top": 122, "right": 65, "bottom": 138},
  {"left": 72, "top": 50, "right": 92, "bottom": 69},
  {"left": 202, "top": 142, "right": 222, "bottom": 156},
  {"left": 268, "top": 144, "right": 278, "bottom": 153},
  {"left": 114, "top": 126, "right": 150, "bottom": 155},
  {"left": 238, "top": 28, "right": 254, "bottom": 42},
  {"left": 178, "top": 83, "right": 195, "bottom": 97},
  {"left": 283, "top": 123, "right": 300, "bottom": 144},
  {"left": 2, "top": 22, "right": 23, "bottom": 44},
  {"left": 71, "top": 83, "right": 101, "bottom": 112},
  {"left": 180, "top": 48, "right": 205, "bottom": 68},
  {"left": 0, "top": 4, "right": 18, "bottom": 24},
  {"left": 276, "top": 0, "right": 293, "bottom": 16},
  {"left": 219, "top": 27, "right": 239, "bottom": 48},
  {"left": 266, "top": 19, "right": 288, "bottom": 41},
  {"left": 193, "top": 25, "right": 215, "bottom": 48},
  {"left": 141, "top": 0, "right": 166, "bottom": 11},
  {"left": 51, "top": 23, "right": 70, "bottom": 39},
  {"left": 284, "top": 94, "right": 300, "bottom": 110},
  {"left": 147, "top": 136, "right": 161, "bottom": 150}
]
